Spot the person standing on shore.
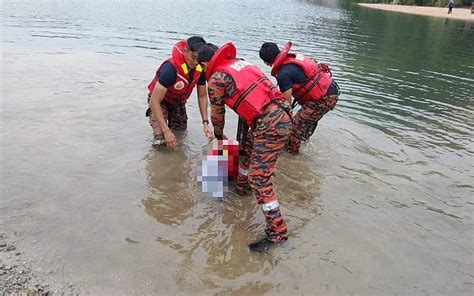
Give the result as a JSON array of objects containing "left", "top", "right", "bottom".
[
  {"left": 197, "top": 42, "right": 292, "bottom": 252},
  {"left": 146, "top": 36, "right": 213, "bottom": 149},
  {"left": 448, "top": 0, "right": 455, "bottom": 14}
]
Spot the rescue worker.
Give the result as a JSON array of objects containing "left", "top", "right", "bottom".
[
  {"left": 146, "top": 36, "right": 212, "bottom": 149},
  {"left": 197, "top": 42, "right": 292, "bottom": 252},
  {"left": 259, "top": 41, "right": 340, "bottom": 154}
]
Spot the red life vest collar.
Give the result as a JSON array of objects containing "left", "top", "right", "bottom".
[
  {"left": 171, "top": 40, "right": 198, "bottom": 77},
  {"left": 172, "top": 41, "right": 187, "bottom": 72},
  {"left": 205, "top": 42, "right": 237, "bottom": 80},
  {"left": 271, "top": 41, "right": 292, "bottom": 77}
]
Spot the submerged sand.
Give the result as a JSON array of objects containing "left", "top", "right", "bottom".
[{"left": 359, "top": 3, "right": 474, "bottom": 22}]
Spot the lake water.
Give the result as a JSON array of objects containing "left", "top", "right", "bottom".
[{"left": 1, "top": 0, "right": 473, "bottom": 294}]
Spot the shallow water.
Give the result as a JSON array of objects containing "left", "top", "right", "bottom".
[{"left": 1, "top": 0, "right": 473, "bottom": 294}]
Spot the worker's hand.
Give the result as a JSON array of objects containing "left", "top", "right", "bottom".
[
  {"left": 203, "top": 123, "right": 213, "bottom": 142},
  {"left": 163, "top": 130, "right": 178, "bottom": 150}
]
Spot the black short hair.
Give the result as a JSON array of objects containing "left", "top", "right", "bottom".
[
  {"left": 197, "top": 43, "right": 219, "bottom": 64},
  {"left": 187, "top": 36, "right": 206, "bottom": 52},
  {"left": 259, "top": 42, "right": 280, "bottom": 64}
]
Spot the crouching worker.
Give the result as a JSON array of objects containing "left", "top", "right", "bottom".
[
  {"left": 259, "top": 41, "right": 340, "bottom": 154},
  {"left": 197, "top": 42, "right": 292, "bottom": 252},
  {"left": 146, "top": 36, "right": 212, "bottom": 149}
]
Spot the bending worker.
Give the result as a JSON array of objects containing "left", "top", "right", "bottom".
[
  {"left": 146, "top": 36, "right": 212, "bottom": 149},
  {"left": 197, "top": 42, "right": 292, "bottom": 252},
  {"left": 259, "top": 41, "right": 340, "bottom": 154}
]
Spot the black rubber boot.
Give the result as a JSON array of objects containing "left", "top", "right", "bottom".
[{"left": 249, "top": 237, "right": 277, "bottom": 253}]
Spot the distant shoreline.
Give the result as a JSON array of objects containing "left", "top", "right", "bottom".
[{"left": 358, "top": 3, "right": 474, "bottom": 22}]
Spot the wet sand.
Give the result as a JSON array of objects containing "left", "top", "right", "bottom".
[
  {"left": 359, "top": 3, "right": 474, "bottom": 21},
  {"left": 0, "top": 232, "right": 78, "bottom": 294}
]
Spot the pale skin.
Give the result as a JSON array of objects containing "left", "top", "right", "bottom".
[{"left": 149, "top": 48, "right": 213, "bottom": 150}]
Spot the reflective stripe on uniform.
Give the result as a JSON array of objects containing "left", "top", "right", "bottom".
[{"left": 261, "top": 200, "right": 279, "bottom": 212}]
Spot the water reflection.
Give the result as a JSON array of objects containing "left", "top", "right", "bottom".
[
  {"left": 277, "top": 155, "right": 323, "bottom": 235},
  {"left": 329, "top": 5, "right": 474, "bottom": 156},
  {"left": 174, "top": 197, "right": 273, "bottom": 286},
  {"left": 142, "top": 148, "right": 194, "bottom": 226},
  {"left": 3, "top": 0, "right": 473, "bottom": 293},
  {"left": 142, "top": 148, "right": 324, "bottom": 291},
  {"left": 174, "top": 154, "right": 324, "bottom": 291},
  {"left": 142, "top": 148, "right": 273, "bottom": 288}
]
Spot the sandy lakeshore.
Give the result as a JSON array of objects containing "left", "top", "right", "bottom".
[{"left": 359, "top": 3, "right": 474, "bottom": 21}]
